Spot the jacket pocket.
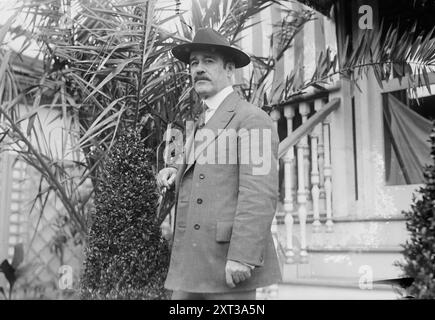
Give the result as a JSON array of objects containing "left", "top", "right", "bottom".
[{"left": 216, "top": 221, "right": 233, "bottom": 243}]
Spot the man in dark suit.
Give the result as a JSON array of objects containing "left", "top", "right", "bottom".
[{"left": 157, "top": 28, "right": 281, "bottom": 300}]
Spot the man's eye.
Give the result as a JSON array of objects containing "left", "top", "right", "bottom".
[
  {"left": 205, "top": 59, "right": 213, "bottom": 63},
  {"left": 191, "top": 61, "right": 198, "bottom": 66}
]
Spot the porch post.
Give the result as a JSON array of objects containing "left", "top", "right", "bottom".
[
  {"left": 328, "top": 79, "right": 357, "bottom": 218},
  {"left": 351, "top": 0, "right": 381, "bottom": 217}
]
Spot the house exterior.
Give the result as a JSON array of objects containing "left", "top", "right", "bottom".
[{"left": 1, "top": 0, "right": 434, "bottom": 299}]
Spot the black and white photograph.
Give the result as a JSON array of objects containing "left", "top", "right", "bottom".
[{"left": 0, "top": 0, "right": 434, "bottom": 304}]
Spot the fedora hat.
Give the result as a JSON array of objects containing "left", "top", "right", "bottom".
[{"left": 172, "top": 28, "right": 250, "bottom": 68}]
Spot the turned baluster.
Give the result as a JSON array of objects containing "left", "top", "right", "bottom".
[
  {"left": 269, "top": 108, "right": 281, "bottom": 240},
  {"left": 310, "top": 99, "right": 322, "bottom": 232},
  {"left": 283, "top": 105, "right": 296, "bottom": 262},
  {"left": 296, "top": 103, "right": 308, "bottom": 260},
  {"left": 323, "top": 117, "right": 334, "bottom": 232}
]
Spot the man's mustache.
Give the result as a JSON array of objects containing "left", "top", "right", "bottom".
[{"left": 194, "top": 75, "right": 211, "bottom": 82}]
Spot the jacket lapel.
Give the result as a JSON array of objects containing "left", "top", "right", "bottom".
[{"left": 184, "top": 92, "right": 238, "bottom": 174}]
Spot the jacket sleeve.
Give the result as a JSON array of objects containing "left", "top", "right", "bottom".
[{"left": 226, "top": 109, "right": 279, "bottom": 267}]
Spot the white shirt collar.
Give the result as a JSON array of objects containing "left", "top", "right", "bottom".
[{"left": 203, "top": 86, "right": 234, "bottom": 110}]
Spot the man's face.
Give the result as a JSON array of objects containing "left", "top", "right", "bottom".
[{"left": 190, "top": 50, "right": 233, "bottom": 99}]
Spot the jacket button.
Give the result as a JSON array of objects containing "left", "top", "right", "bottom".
[
  {"left": 197, "top": 198, "right": 203, "bottom": 204},
  {"left": 199, "top": 173, "right": 205, "bottom": 179},
  {"left": 194, "top": 224, "right": 200, "bottom": 230}
]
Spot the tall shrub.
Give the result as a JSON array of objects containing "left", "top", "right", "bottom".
[
  {"left": 399, "top": 126, "right": 435, "bottom": 299},
  {"left": 80, "top": 129, "right": 170, "bottom": 299}
]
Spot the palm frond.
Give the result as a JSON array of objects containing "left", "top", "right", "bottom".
[{"left": 276, "top": 21, "right": 435, "bottom": 107}]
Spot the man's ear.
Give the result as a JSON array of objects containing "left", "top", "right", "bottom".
[{"left": 226, "top": 62, "right": 235, "bottom": 78}]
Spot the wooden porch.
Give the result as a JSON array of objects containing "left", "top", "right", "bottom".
[{"left": 268, "top": 79, "right": 409, "bottom": 299}]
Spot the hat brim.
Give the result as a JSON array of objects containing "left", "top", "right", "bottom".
[{"left": 172, "top": 43, "right": 251, "bottom": 68}]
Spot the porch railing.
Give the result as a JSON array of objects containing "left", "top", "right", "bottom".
[{"left": 270, "top": 85, "right": 341, "bottom": 263}]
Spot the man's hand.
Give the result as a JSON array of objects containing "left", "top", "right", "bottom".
[
  {"left": 225, "top": 260, "right": 252, "bottom": 288},
  {"left": 156, "top": 167, "right": 177, "bottom": 190}
]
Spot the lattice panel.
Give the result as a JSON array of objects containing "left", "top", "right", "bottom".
[
  {"left": 7, "top": 160, "right": 84, "bottom": 298},
  {"left": 0, "top": 152, "right": 13, "bottom": 293},
  {"left": 8, "top": 160, "right": 27, "bottom": 259}
]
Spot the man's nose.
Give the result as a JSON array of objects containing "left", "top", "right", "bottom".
[{"left": 192, "top": 68, "right": 205, "bottom": 80}]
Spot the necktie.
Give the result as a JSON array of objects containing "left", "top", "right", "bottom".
[
  {"left": 196, "top": 101, "right": 209, "bottom": 131},
  {"left": 193, "top": 102, "right": 209, "bottom": 161}
]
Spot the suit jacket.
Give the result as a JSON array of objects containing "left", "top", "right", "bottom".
[{"left": 164, "top": 92, "right": 281, "bottom": 293}]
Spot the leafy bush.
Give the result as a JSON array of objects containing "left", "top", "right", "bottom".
[
  {"left": 398, "top": 128, "right": 435, "bottom": 299},
  {"left": 80, "top": 129, "right": 170, "bottom": 299}
]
